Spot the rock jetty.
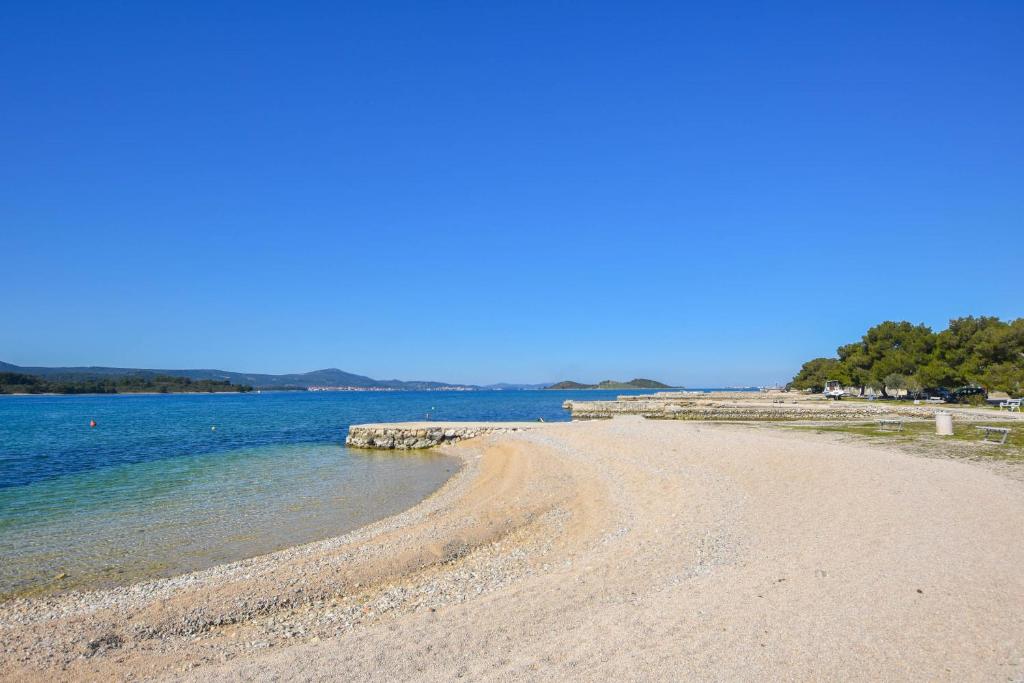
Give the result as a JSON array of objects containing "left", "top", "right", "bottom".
[{"left": 346, "top": 422, "right": 541, "bottom": 449}]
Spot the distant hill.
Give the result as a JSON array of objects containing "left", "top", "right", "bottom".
[
  {"left": 546, "top": 381, "right": 594, "bottom": 390},
  {"left": 547, "top": 378, "right": 673, "bottom": 390},
  {"left": 0, "top": 362, "right": 473, "bottom": 391}
]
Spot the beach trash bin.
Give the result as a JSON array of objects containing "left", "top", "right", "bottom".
[{"left": 935, "top": 411, "right": 954, "bottom": 436}]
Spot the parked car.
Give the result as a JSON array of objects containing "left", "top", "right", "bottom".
[
  {"left": 911, "top": 387, "right": 954, "bottom": 403},
  {"left": 950, "top": 385, "right": 987, "bottom": 403},
  {"left": 910, "top": 386, "right": 988, "bottom": 403}
]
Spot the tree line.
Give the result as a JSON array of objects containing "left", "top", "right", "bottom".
[
  {"left": 789, "top": 316, "right": 1024, "bottom": 397},
  {"left": 0, "top": 372, "right": 253, "bottom": 394}
]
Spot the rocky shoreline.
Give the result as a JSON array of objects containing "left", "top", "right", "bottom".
[{"left": 564, "top": 391, "right": 1024, "bottom": 422}]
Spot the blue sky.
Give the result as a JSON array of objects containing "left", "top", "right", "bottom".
[{"left": 2, "top": 1, "right": 1021, "bottom": 386}]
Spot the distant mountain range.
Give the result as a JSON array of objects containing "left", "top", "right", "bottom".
[
  {"left": 0, "top": 362, "right": 684, "bottom": 392},
  {"left": 546, "top": 379, "right": 673, "bottom": 390},
  {"left": 0, "top": 361, "right": 472, "bottom": 391},
  {"left": 0, "top": 361, "right": 552, "bottom": 391}
]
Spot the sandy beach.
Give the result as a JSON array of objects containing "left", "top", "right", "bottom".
[{"left": 2, "top": 417, "right": 1023, "bottom": 681}]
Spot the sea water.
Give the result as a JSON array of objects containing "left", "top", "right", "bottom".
[{"left": 0, "top": 389, "right": 639, "bottom": 596}]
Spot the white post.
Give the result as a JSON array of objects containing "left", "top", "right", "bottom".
[{"left": 935, "top": 411, "right": 954, "bottom": 436}]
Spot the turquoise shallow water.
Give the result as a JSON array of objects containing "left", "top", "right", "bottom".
[{"left": 0, "top": 389, "right": 639, "bottom": 596}]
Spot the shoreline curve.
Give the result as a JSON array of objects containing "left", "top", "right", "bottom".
[{"left": 2, "top": 418, "right": 1023, "bottom": 681}]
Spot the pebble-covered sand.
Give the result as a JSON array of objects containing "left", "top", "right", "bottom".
[{"left": 2, "top": 417, "right": 1023, "bottom": 681}]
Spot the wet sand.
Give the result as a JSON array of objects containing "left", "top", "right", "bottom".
[{"left": 2, "top": 417, "right": 1023, "bottom": 681}]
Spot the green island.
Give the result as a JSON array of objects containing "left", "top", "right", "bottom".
[
  {"left": 547, "top": 378, "right": 672, "bottom": 390},
  {"left": 0, "top": 372, "right": 252, "bottom": 395}
]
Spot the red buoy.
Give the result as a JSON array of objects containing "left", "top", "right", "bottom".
[{"left": 89, "top": 420, "right": 97, "bottom": 428}]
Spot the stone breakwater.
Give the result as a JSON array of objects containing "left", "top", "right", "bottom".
[
  {"left": 616, "top": 391, "right": 730, "bottom": 401},
  {"left": 345, "top": 422, "right": 541, "bottom": 450},
  {"left": 563, "top": 399, "right": 1020, "bottom": 422},
  {"left": 617, "top": 390, "right": 826, "bottom": 403}
]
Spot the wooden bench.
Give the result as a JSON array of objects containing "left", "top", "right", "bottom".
[
  {"left": 877, "top": 419, "right": 904, "bottom": 432},
  {"left": 976, "top": 426, "right": 1010, "bottom": 445},
  {"left": 926, "top": 396, "right": 945, "bottom": 404}
]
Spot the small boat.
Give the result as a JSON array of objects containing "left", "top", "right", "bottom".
[{"left": 823, "top": 380, "right": 846, "bottom": 400}]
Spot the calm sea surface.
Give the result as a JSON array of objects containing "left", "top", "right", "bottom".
[{"left": 0, "top": 389, "right": 651, "bottom": 597}]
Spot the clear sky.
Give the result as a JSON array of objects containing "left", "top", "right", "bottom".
[{"left": 2, "top": 1, "right": 1022, "bottom": 386}]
